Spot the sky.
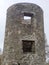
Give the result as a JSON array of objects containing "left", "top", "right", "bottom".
[{"left": 0, "top": 0, "right": 49, "bottom": 50}]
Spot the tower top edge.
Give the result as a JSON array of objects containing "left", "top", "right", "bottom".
[{"left": 7, "top": 2, "right": 43, "bottom": 13}]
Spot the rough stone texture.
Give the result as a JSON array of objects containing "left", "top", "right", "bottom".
[
  {"left": 0, "top": 56, "right": 1, "bottom": 65},
  {"left": 0, "top": 55, "right": 2, "bottom": 65},
  {"left": 2, "top": 3, "right": 45, "bottom": 65}
]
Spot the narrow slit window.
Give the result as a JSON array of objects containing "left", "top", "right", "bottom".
[{"left": 22, "top": 40, "right": 35, "bottom": 53}]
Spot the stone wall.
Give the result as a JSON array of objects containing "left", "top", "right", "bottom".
[
  {"left": 0, "top": 59, "right": 1, "bottom": 65},
  {"left": 2, "top": 3, "right": 45, "bottom": 65},
  {"left": 0, "top": 55, "right": 2, "bottom": 65}
]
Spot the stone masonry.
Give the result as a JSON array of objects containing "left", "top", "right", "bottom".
[
  {"left": 0, "top": 54, "right": 2, "bottom": 65},
  {"left": 2, "top": 3, "right": 45, "bottom": 65}
]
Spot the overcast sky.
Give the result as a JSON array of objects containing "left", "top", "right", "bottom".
[{"left": 0, "top": 0, "right": 49, "bottom": 50}]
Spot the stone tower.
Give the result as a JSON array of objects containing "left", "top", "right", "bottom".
[{"left": 2, "top": 3, "right": 45, "bottom": 65}]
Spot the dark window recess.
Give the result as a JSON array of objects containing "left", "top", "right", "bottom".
[
  {"left": 22, "top": 40, "right": 35, "bottom": 53},
  {"left": 12, "top": 64, "right": 17, "bottom": 65},
  {"left": 22, "top": 12, "right": 33, "bottom": 24},
  {"left": 24, "top": 12, "right": 33, "bottom": 16},
  {"left": 18, "top": 63, "right": 20, "bottom": 65},
  {"left": 12, "top": 63, "right": 20, "bottom": 65}
]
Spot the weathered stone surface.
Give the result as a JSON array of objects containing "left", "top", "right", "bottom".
[
  {"left": 0, "top": 55, "right": 2, "bottom": 65},
  {"left": 0, "top": 56, "right": 1, "bottom": 65},
  {"left": 2, "top": 3, "right": 45, "bottom": 65}
]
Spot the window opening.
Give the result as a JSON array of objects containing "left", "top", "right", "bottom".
[
  {"left": 22, "top": 12, "right": 33, "bottom": 24},
  {"left": 22, "top": 40, "right": 35, "bottom": 53}
]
